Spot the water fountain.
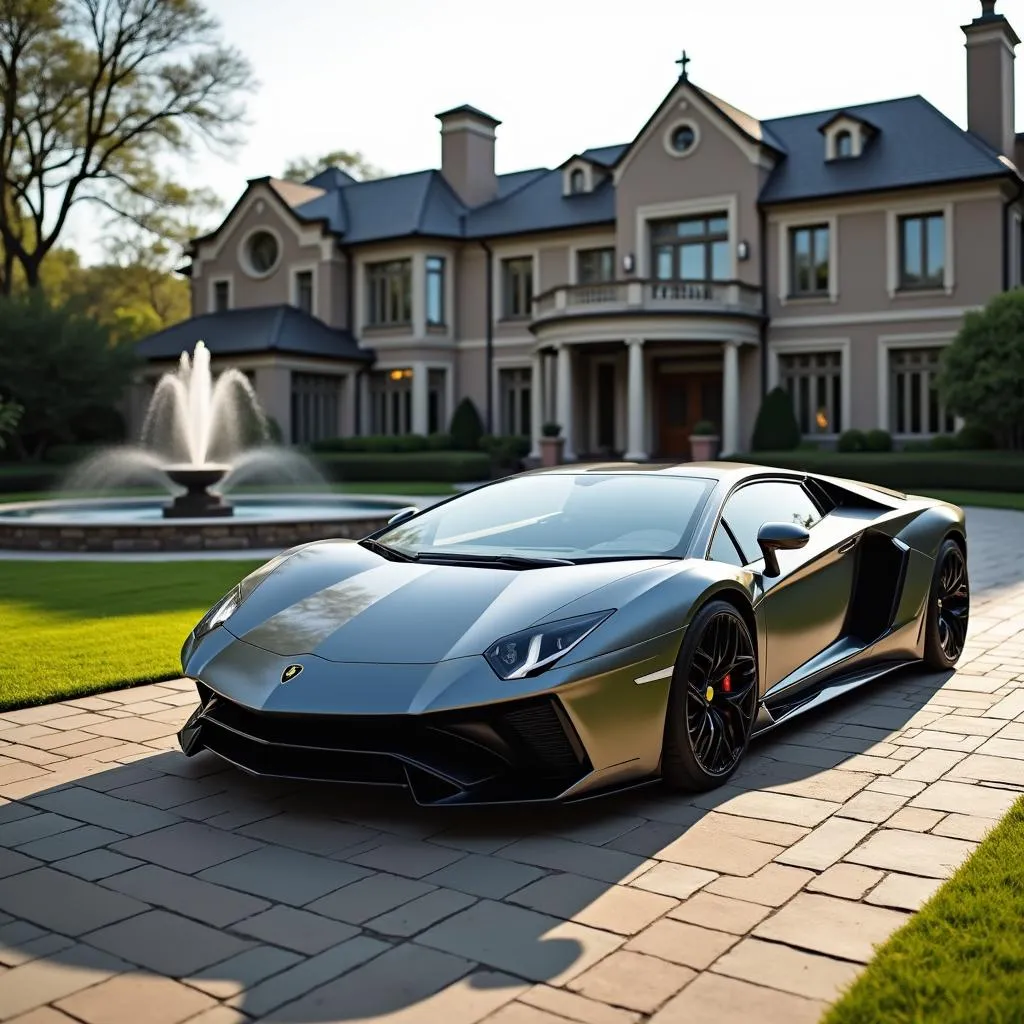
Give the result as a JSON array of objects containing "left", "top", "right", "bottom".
[{"left": 0, "top": 342, "right": 413, "bottom": 553}]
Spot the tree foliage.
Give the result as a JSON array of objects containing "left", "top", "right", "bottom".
[
  {"left": 0, "top": 290, "right": 136, "bottom": 458},
  {"left": 282, "top": 149, "right": 385, "bottom": 183},
  {"left": 0, "top": 0, "right": 254, "bottom": 291},
  {"left": 750, "top": 386, "right": 801, "bottom": 452},
  {"left": 938, "top": 289, "right": 1024, "bottom": 449},
  {"left": 0, "top": 398, "right": 22, "bottom": 450}
]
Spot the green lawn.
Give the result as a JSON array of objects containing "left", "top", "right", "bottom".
[
  {"left": 0, "top": 560, "right": 262, "bottom": 710},
  {"left": 824, "top": 797, "right": 1024, "bottom": 1024}
]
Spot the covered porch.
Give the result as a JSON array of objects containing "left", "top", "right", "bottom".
[{"left": 529, "top": 335, "right": 757, "bottom": 463}]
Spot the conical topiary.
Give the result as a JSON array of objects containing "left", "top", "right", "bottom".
[
  {"left": 449, "top": 397, "right": 484, "bottom": 451},
  {"left": 750, "top": 386, "right": 801, "bottom": 452}
]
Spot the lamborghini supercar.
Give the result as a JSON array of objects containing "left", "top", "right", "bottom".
[{"left": 177, "top": 462, "right": 969, "bottom": 804}]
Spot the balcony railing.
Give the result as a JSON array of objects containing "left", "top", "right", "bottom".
[{"left": 532, "top": 279, "right": 763, "bottom": 322}]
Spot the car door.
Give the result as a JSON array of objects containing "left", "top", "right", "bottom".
[{"left": 711, "top": 479, "right": 858, "bottom": 693}]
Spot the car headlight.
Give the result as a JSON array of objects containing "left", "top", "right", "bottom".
[
  {"left": 484, "top": 610, "right": 614, "bottom": 681},
  {"left": 192, "top": 586, "right": 241, "bottom": 641}
]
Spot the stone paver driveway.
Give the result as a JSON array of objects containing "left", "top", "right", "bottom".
[{"left": 1, "top": 508, "right": 1023, "bottom": 1024}]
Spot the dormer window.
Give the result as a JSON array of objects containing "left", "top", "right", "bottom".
[
  {"left": 570, "top": 169, "right": 585, "bottom": 194},
  {"left": 834, "top": 130, "right": 853, "bottom": 159},
  {"left": 820, "top": 112, "right": 877, "bottom": 161},
  {"left": 563, "top": 161, "right": 594, "bottom": 196}
]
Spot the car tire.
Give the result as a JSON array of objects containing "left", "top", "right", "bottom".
[
  {"left": 661, "top": 599, "right": 759, "bottom": 793},
  {"left": 922, "top": 537, "right": 970, "bottom": 670}
]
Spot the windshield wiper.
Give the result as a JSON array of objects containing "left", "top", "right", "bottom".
[
  {"left": 419, "top": 551, "right": 575, "bottom": 568},
  {"left": 359, "top": 538, "right": 417, "bottom": 562}
]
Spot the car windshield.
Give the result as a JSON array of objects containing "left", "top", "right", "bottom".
[{"left": 377, "top": 473, "right": 715, "bottom": 562}]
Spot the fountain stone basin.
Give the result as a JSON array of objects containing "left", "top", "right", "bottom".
[{"left": 163, "top": 464, "right": 233, "bottom": 519}]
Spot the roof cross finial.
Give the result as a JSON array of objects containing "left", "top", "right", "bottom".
[{"left": 676, "top": 50, "right": 691, "bottom": 80}]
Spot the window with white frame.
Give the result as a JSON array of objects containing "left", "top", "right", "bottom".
[
  {"left": 501, "top": 257, "right": 533, "bottom": 318},
  {"left": 576, "top": 247, "right": 615, "bottom": 284},
  {"left": 889, "top": 347, "right": 955, "bottom": 436},
  {"left": 898, "top": 213, "right": 945, "bottom": 291},
  {"left": 778, "top": 350, "right": 843, "bottom": 436},
  {"left": 212, "top": 280, "right": 230, "bottom": 312},
  {"left": 499, "top": 367, "right": 532, "bottom": 437},
  {"left": 290, "top": 373, "right": 340, "bottom": 444},
  {"left": 370, "top": 369, "right": 413, "bottom": 435},
  {"left": 789, "top": 224, "right": 830, "bottom": 297},
  {"left": 426, "top": 257, "right": 446, "bottom": 327},
  {"left": 293, "top": 270, "right": 313, "bottom": 315},
  {"left": 365, "top": 260, "right": 412, "bottom": 326}
]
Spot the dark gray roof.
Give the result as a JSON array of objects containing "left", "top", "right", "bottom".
[
  {"left": 136, "top": 305, "right": 372, "bottom": 362},
  {"left": 581, "top": 144, "right": 628, "bottom": 166},
  {"left": 759, "top": 95, "right": 1008, "bottom": 203},
  {"left": 436, "top": 104, "right": 501, "bottom": 126}
]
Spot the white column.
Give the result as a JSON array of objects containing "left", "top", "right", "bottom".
[
  {"left": 555, "top": 344, "right": 576, "bottom": 460},
  {"left": 624, "top": 337, "right": 647, "bottom": 461},
  {"left": 411, "top": 362, "right": 429, "bottom": 436},
  {"left": 530, "top": 349, "right": 544, "bottom": 459},
  {"left": 721, "top": 341, "right": 741, "bottom": 457}
]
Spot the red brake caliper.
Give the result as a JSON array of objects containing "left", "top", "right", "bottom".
[{"left": 722, "top": 673, "right": 732, "bottom": 694}]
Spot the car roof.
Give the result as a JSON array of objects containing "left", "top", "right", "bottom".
[{"left": 518, "top": 461, "right": 800, "bottom": 484}]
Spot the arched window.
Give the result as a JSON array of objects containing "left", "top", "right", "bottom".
[
  {"left": 569, "top": 168, "right": 585, "bottom": 193},
  {"left": 834, "top": 130, "right": 853, "bottom": 159}
]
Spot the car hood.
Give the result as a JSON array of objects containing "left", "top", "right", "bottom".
[{"left": 222, "top": 539, "right": 676, "bottom": 664}]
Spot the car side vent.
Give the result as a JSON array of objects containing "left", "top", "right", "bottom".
[{"left": 500, "top": 698, "right": 588, "bottom": 776}]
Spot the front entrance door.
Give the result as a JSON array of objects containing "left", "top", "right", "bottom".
[{"left": 656, "top": 371, "right": 723, "bottom": 458}]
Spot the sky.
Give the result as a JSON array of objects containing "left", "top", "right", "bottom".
[{"left": 65, "top": 0, "right": 1024, "bottom": 262}]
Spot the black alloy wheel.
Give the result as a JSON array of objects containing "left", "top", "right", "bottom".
[
  {"left": 924, "top": 538, "right": 970, "bottom": 669},
  {"left": 662, "top": 600, "right": 759, "bottom": 791}
]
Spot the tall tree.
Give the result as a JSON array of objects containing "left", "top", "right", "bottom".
[
  {"left": 282, "top": 149, "right": 384, "bottom": 183},
  {"left": 0, "top": 0, "right": 254, "bottom": 293}
]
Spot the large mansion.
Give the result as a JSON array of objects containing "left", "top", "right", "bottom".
[{"left": 135, "top": 0, "right": 1024, "bottom": 460}]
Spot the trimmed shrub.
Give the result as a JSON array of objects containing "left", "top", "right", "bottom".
[
  {"left": 955, "top": 423, "right": 996, "bottom": 450},
  {"left": 449, "top": 398, "right": 484, "bottom": 451},
  {"left": 750, "top": 387, "right": 800, "bottom": 452},
  {"left": 316, "top": 451, "right": 490, "bottom": 483},
  {"left": 837, "top": 429, "right": 866, "bottom": 453},
  {"left": 863, "top": 429, "right": 893, "bottom": 453},
  {"left": 930, "top": 434, "right": 958, "bottom": 451},
  {"left": 311, "top": 434, "right": 434, "bottom": 454}
]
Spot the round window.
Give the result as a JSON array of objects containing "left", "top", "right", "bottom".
[
  {"left": 246, "top": 231, "right": 279, "bottom": 274},
  {"left": 670, "top": 124, "right": 697, "bottom": 154}
]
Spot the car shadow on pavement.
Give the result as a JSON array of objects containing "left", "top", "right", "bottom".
[{"left": 0, "top": 665, "right": 955, "bottom": 1022}]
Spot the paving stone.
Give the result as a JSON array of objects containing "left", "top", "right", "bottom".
[
  {"left": 893, "top": 749, "right": 968, "bottom": 782},
  {"left": 0, "top": 866, "right": 148, "bottom": 935},
  {"left": 15, "top": 824, "right": 124, "bottom": 861},
  {"left": 305, "top": 871, "right": 434, "bottom": 923},
  {"left": 226, "top": 936, "right": 391, "bottom": 1017},
  {"left": 105, "top": 773, "right": 229, "bottom": 811},
  {"left": 508, "top": 873, "right": 677, "bottom": 935},
  {"left": 625, "top": 917, "right": 738, "bottom": 970},
  {"left": 237, "top": 811, "right": 377, "bottom": 856},
  {"left": 896, "top": 730, "right": 985, "bottom": 753},
  {"left": 417, "top": 898, "right": 623, "bottom": 985},
  {"left": 368, "top": 887, "right": 478, "bottom": 937},
  {"left": 487, "top": 1006, "right": 590, "bottom": 1024},
  {"left": 920, "top": 714, "right": 1003, "bottom": 737},
  {"left": 776, "top": 816, "right": 874, "bottom": 871},
  {"left": 83, "top": 909, "right": 252, "bottom": 976},
  {"left": 229, "top": 904, "right": 359, "bottom": 954},
  {"left": 629, "top": 861, "right": 718, "bottom": 899},
  {"left": 266, "top": 944, "right": 521, "bottom": 1024},
  {"left": 0, "top": 927, "right": 75, "bottom": 968},
  {"left": 52, "top": 849, "right": 143, "bottom": 881},
  {"left": 692, "top": 788, "right": 839, "bottom": 827},
  {"left": 345, "top": 838, "right": 466, "bottom": 878},
  {"left": 55, "top": 971, "right": 218, "bottom": 1024},
  {"left": 845, "top": 828, "right": 976, "bottom": 879},
  {"left": 0, "top": 812, "right": 81, "bottom": 848},
  {"left": 865, "top": 872, "right": 944, "bottom": 911},
  {"left": 569, "top": 949, "right": 695, "bottom": 1013},
  {"left": 932, "top": 813, "right": 999, "bottom": 841},
  {"left": 199, "top": 845, "right": 371, "bottom": 906},
  {"left": 945, "top": 752, "right": 1024, "bottom": 785},
  {"left": 0, "top": 847, "right": 40, "bottom": 879},
  {"left": 101, "top": 864, "right": 270, "bottom": 927},
  {"left": 4, "top": 1007, "right": 82, "bottom": 1024},
  {"left": 763, "top": 769, "right": 875, "bottom": 804},
  {"left": 985, "top": 688, "right": 1024, "bottom": 720},
  {"left": 607, "top": 819, "right": 700, "bottom": 858},
  {"left": 520, "top": 984, "right": 641, "bottom": 1024},
  {"left": 654, "top": 827, "right": 782, "bottom": 877},
  {"left": 0, "top": 943, "right": 130, "bottom": 1020},
  {"left": 0, "top": 802, "right": 38, "bottom": 825},
  {"left": 753, "top": 892, "right": 909, "bottom": 963},
  {"left": 712, "top": 935, "right": 862, "bottom": 1001},
  {"left": 835, "top": 790, "right": 907, "bottom": 823},
  {"left": 27, "top": 786, "right": 180, "bottom": 835},
  {"left": 649, "top": 970, "right": 825, "bottom": 1024},
  {"left": 867, "top": 777, "right": 927, "bottom": 797},
  {"left": 706, "top": 863, "right": 813, "bottom": 907},
  {"left": 183, "top": 944, "right": 303, "bottom": 999},
  {"left": 886, "top": 807, "right": 946, "bottom": 832},
  {"left": 550, "top": 811, "right": 649, "bottom": 846},
  {"left": 667, "top": 891, "right": 771, "bottom": 934},
  {"left": 805, "top": 862, "right": 885, "bottom": 900},
  {"left": 422, "top": 852, "right": 546, "bottom": 899},
  {"left": 110, "top": 821, "right": 264, "bottom": 874},
  {"left": 496, "top": 835, "right": 650, "bottom": 885}
]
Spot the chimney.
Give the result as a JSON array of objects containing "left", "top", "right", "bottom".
[
  {"left": 436, "top": 105, "right": 500, "bottom": 206},
  {"left": 963, "top": 0, "right": 1020, "bottom": 157}
]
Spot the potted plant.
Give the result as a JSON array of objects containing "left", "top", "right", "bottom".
[
  {"left": 540, "top": 422, "right": 564, "bottom": 467},
  {"left": 689, "top": 420, "right": 719, "bottom": 462}
]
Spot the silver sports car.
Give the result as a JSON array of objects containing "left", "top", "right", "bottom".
[{"left": 178, "top": 462, "right": 969, "bottom": 805}]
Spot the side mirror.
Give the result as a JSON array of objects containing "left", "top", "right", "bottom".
[
  {"left": 387, "top": 506, "right": 419, "bottom": 527},
  {"left": 757, "top": 521, "right": 810, "bottom": 578}
]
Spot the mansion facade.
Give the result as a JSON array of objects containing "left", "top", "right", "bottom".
[{"left": 135, "top": 0, "right": 1024, "bottom": 460}]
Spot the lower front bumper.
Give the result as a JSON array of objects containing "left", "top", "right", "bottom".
[{"left": 178, "top": 682, "right": 596, "bottom": 805}]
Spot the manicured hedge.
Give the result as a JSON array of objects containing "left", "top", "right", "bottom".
[
  {"left": 0, "top": 465, "right": 62, "bottom": 494},
  {"left": 728, "top": 450, "right": 1024, "bottom": 492},
  {"left": 315, "top": 451, "right": 490, "bottom": 483}
]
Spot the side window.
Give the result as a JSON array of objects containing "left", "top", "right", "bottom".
[
  {"left": 708, "top": 525, "right": 745, "bottom": 567},
  {"left": 720, "top": 481, "right": 822, "bottom": 565}
]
